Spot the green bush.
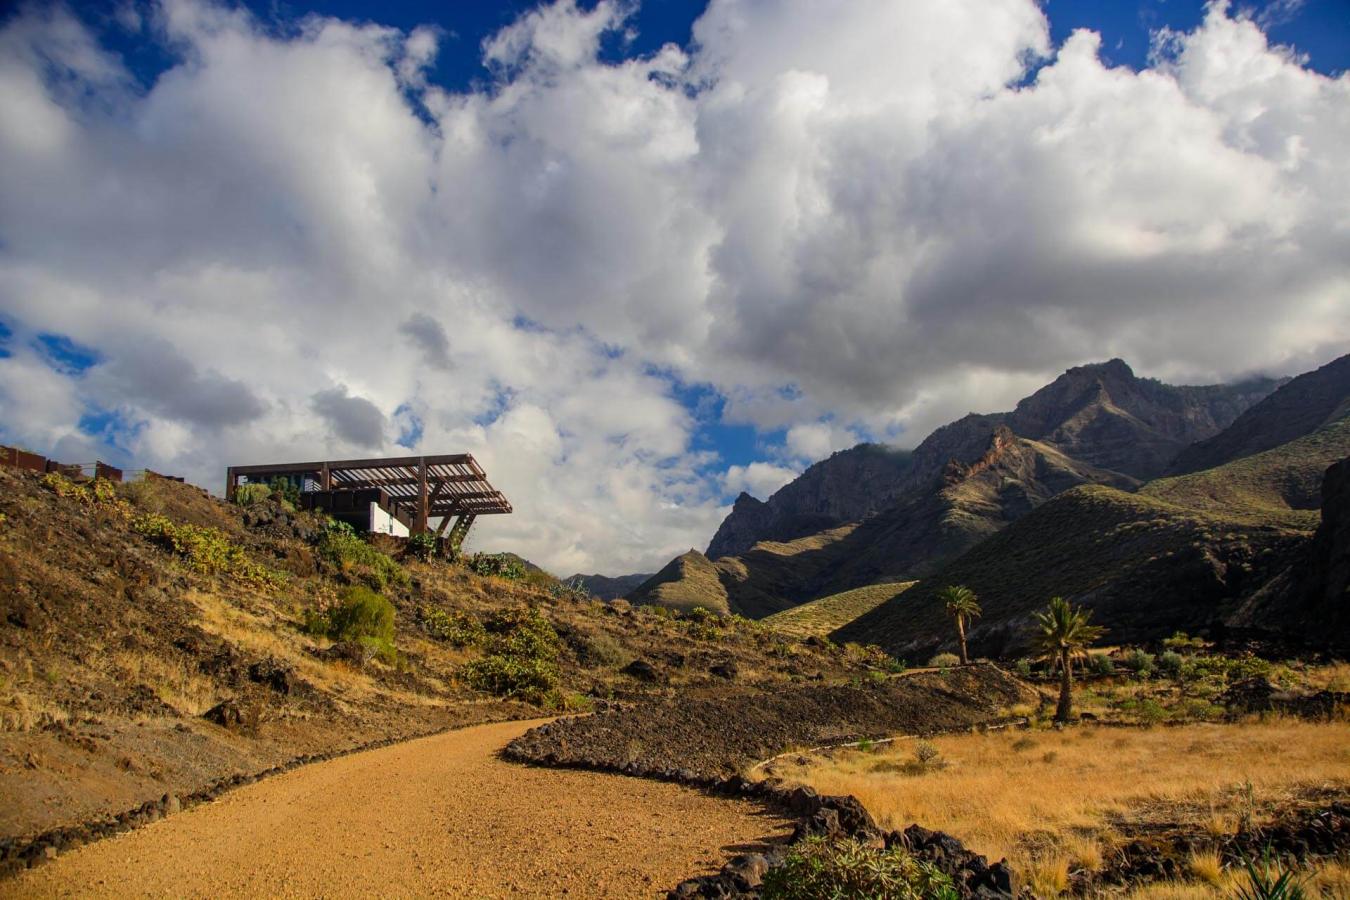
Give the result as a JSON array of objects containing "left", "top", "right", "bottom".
[
  {"left": 305, "top": 585, "right": 398, "bottom": 664},
  {"left": 1088, "top": 653, "right": 1116, "bottom": 676},
  {"left": 1126, "top": 649, "right": 1156, "bottom": 677},
  {"left": 134, "top": 514, "right": 282, "bottom": 586},
  {"left": 928, "top": 652, "right": 961, "bottom": 669},
  {"left": 407, "top": 531, "right": 437, "bottom": 561},
  {"left": 419, "top": 605, "right": 485, "bottom": 646},
  {"left": 761, "top": 836, "right": 957, "bottom": 900},
  {"left": 548, "top": 577, "right": 591, "bottom": 602},
  {"left": 1163, "top": 631, "right": 1207, "bottom": 652},
  {"left": 1181, "top": 653, "right": 1273, "bottom": 686},
  {"left": 464, "top": 553, "right": 526, "bottom": 579},
  {"left": 317, "top": 520, "right": 408, "bottom": 590},
  {"left": 1014, "top": 658, "right": 1033, "bottom": 678},
  {"left": 233, "top": 483, "right": 273, "bottom": 507},
  {"left": 461, "top": 607, "right": 561, "bottom": 705},
  {"left": 267, "top": 477, "right": 301, "bottom": 506},
  {"left": 1158, "top": 650, "right": 1185, "bottom": 677}
]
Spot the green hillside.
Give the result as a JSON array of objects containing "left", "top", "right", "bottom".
[
  {"left": 1140, "top": 418, "right": 1349, "bottom": 527},
  {"left": 763, "top": 581, "right": 916, "bottom": 638}
]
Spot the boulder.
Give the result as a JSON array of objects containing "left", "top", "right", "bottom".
[
  {"left": 202, "top": 700, "right": 243, "bottom": 729},
  {"left": 621, "top": 659, "right": 661, "bottom": 682}
]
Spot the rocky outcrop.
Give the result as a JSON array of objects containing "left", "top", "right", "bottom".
[
  {"left": 706, "top": 444, "right": 914, "bottom": 559},
  {"left": 1170, "top": 352, "right": 1349, "bottom": 475}
]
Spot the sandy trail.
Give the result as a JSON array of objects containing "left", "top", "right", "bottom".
[{"left": 3, "top": 718, "right": 789, "bottom": 899}]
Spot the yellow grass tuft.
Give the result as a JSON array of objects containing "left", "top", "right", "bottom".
[
  {"left": 1187, "top": 849, "right": 1223, "bottom": 886},
  {"left": 1025, "top": 856, "right": 1069, "bottom": 897}
]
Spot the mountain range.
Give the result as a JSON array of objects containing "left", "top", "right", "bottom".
[{"left": 627, "top": 353, "right": 1350, "bottom": 652}]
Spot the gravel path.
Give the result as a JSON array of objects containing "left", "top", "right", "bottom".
[{"left": 3, "top": 719, "right": 789, "bottom": 899}]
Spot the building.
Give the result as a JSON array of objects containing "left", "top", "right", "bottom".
[{"left": 225, "top": 454, "right": 511, "bottom": 553}]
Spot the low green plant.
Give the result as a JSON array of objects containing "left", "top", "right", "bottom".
[
  {"left": 304, "top": 585, "right": 398, "bottom": 664},
  {"left": 461, "top": 606, "right": 561, "bottom": 705},
  {"left": 928, "top": 652, "right": 961, "bottom": 669},
  {"left": 1163, "top": 631, "right": 1207, "bottom": 652},
  {"left": 134, "top": 514, "right": 282, "bottom": 586},
  {"left": 1014, "top": 658, "right": 1033, "bottom": 678},
  {"left": 407, "top": 531, "right": 437, "bottom": 561},
  {"left": 1158, "top": 650, "right": 1185, "bottom": 678},
  {"left": 418, "top": 605, "right": 485, "bottom": 647},
  {"left": 1231, "top": 848, "right": 1308, "bottom": 900},
  {"left": 1088, "top": 653, "right": 1116, "bottom": 676},
  {"left": 548, "top": 577, "right": 591, "bottom": 602},
  {"left": 317, "top": 519, "right": 408, "bottom": 590},
  {"left": 464, "top": 552, "right": 526, "bottom": 580},
  {"left": 1126, "top": 648, "right": 1156, "bottom": 678},
  {"left": 233, "top": 483, "right": 273, "bottom": 507},
  {"left": 761, "top": 836, "right": 957, "bottom": 900}
]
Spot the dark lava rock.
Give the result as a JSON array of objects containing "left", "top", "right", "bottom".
[
  {"left": 1222, "top": 676, "right": 1275, "bottom": 712},
  {"left": 722, "top": 853, "right": 770, "bottom": 890},
  {"left": 247, "top": 658, "right": 294, "bottom": 694},
  {"left": 202, "top": 700, "right": 243, "bottom": 729},
  {"left": 621, "top": 659, "right": 661, "bottom": 682},
  {"left": 709, "top": 661, "right": 738, "bottom": 680}
]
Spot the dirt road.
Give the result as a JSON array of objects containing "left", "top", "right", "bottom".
[{"left": 3, "top": 719, "right": 789, "bottom": 899}]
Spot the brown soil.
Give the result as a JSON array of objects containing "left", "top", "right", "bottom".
[
  {"left": 508, "top": 664, "right": 1038, "bottom": 778},
  {"left": 1, "top": 719, "right": 790, "bottom": 899}
]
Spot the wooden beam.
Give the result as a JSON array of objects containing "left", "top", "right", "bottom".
[
  {"left": 416, "top": 456, "right": 429, "bottom": 533},
  {"left": 226, "top": 454, "right": 474, "bottom": 476}
]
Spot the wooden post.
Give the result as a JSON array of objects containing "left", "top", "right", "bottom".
[
  {"left": 416, "top": 457, "right": 428, "bottom": 533},
  {"left": 320, "top": 463, "right": 331, "bottom": 490},
  {"left": 226, "top": 467, "right": 238, "bottom": 501}
]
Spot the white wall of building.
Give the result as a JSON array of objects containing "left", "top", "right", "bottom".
[{"left": 368, "top": 502, "right": 409, "bottom": 537}]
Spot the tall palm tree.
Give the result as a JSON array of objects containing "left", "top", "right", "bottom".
[
  {"left": 938, "top": 585, "right": 981, "bottom": 665},
  {"left": 1031, "top": 596, "right": 1105, "bottom": 723}
]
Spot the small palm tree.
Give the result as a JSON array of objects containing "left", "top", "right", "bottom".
[
  {"left": 1031, "top": 596, "right": 1105, "bottom": 723},
  {"left": 938, "top": 585, "right": 981, "bottom": 665}
]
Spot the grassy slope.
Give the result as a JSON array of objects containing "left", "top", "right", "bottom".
[
  {"left": 1139, "top": 418, "right": 1350, "bottom": 527},
  {"left": 835, "top": 422, "right": 1350, "bottom": 658},
  {"left": 762, "top": 582, "right": 917, "bottom": 638}
]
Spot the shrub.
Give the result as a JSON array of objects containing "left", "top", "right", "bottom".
[
  {"left": 928, "top": 652, "right": 961, "bottom": 669},
  {"left": 418, "top": 605, "right": 485, "bottom": 647},
  {"left": 1126, "top": 649, "right": 1156, "bottom": 677},
  {"left": 1181, "top": 653, "right": 1273, "bottom": 686},
  {"left": 1014, "top": 658, "right": 1033, "bottom": 678},
  {"left": 464, "top": 552, "right": 526, "bottom": 580},
  {"left": 461, "top": 607, "right": 561, "bottom": 705},
  {"left": 548, "top": 577, "right": 591, "bottom": 602},
  {"left": 406, "top": 531, "right": 438, "bottom": 561},
  {"left": 134, "top": 514, "right": 282, "bottom": 586},
  {"left": 1088, "top": 653, "right": 1116, "bottom": 676},
  {"left": 761, "top": 836, "right": 957, "bottom": 900},
  {"left": 1164, "top": 631, "right": 1207, "bottom": 652},
  {"left": 233, "top": 483, "right": 273, "bottom": 507},
  {"left": 305, "top": 585, "right": 398, "bottom": 664},
  {"left": 1158, "top": 650, "right": 1185, "bottom": 677},
  {"left": 1232, "top": 848, "right": 1309, "bottom": 900},
  {"left": 267, "top": 477, "right": 301, "bottom": 507},
  {"left": 316, "top": 519, "right": 408, "bottom": 590},
  {"left": 42, "top": 473, "right": 130, "bottom": 517}
]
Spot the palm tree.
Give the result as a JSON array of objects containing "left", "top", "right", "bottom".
[
  {"left": 938, "top": 585, "right": 981, "bottom": 665},
  {"left": 1031, "top": 596, "right": 1105, "bottom": 723}
]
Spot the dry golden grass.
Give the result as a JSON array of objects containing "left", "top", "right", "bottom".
[
  {"left": 111, "top": 650, "right": 219, "bottom": 716},
  {"left": 771, "top": 720, "right": 1350, "bottom": 880},
  {"left": 0, "top": 678, "right": 70, "bottom": 731}
]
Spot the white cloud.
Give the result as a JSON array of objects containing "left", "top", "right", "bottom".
[
  {"left": 722, "top": 462, "right": 799, "bottom": 500},
  {"left": 0, "top": 0, "right": 1347, "bottom": 573}
]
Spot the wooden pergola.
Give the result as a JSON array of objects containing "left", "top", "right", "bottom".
[{"left": 225, "top": 454, "right": 511, "bottom": 549}]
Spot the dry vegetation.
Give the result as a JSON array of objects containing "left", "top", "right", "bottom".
[
  {"left": 763, "top": 582, "right": 916, "bottom": 639},
  {"left": 766, "top": 718, "right": 1350, "bottom": 894}
]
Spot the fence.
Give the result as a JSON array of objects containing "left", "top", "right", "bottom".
[{"left": 0, "top": 446, "right": 182, "bottom": 483}]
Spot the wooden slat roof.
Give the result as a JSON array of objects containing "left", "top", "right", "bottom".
[{"left": 228, "top": 454, "right": 511, "bottom": 516}]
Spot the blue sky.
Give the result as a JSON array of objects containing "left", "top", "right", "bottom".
[{"left": 2, "top": 0, "right": 1348, "bottom": 572}]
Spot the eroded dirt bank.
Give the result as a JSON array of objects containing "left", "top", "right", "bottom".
[{"left": 1, "top": 718, "right": 790, "bottom": 899}]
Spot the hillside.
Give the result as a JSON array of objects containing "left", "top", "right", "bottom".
[
  {"left": 644, "top": 359, "right": 1279, "bottom": 621},
  {"left": 0, "top": 468, "right": 872, "bottom": 845},
  {"left": 1169, "top": 352, "right": 1350, "bottom": 475},
  {"left": 762, "top": 582, "right": 916, "bottom": 638},
  {"left": 833, "top": 424, "right": 1350, "bottom": 659}
]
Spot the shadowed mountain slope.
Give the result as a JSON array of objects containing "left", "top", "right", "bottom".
[
  {"left": 1169, "top": 352, "right": 1350, "bottom": 475},
  {"left": 564, "top": 572, "right": 653, "bottom": 601},
  {"left": 832, "top": 422, "right": 1350, "bottom": 659}
]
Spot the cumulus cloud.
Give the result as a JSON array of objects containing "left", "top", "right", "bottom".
[
  {"left": 722, "top": 461, "right": 799, "bottom": 500},
  {"left": 0, "top": 0, "right": 1347, "bottom": 571}
]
